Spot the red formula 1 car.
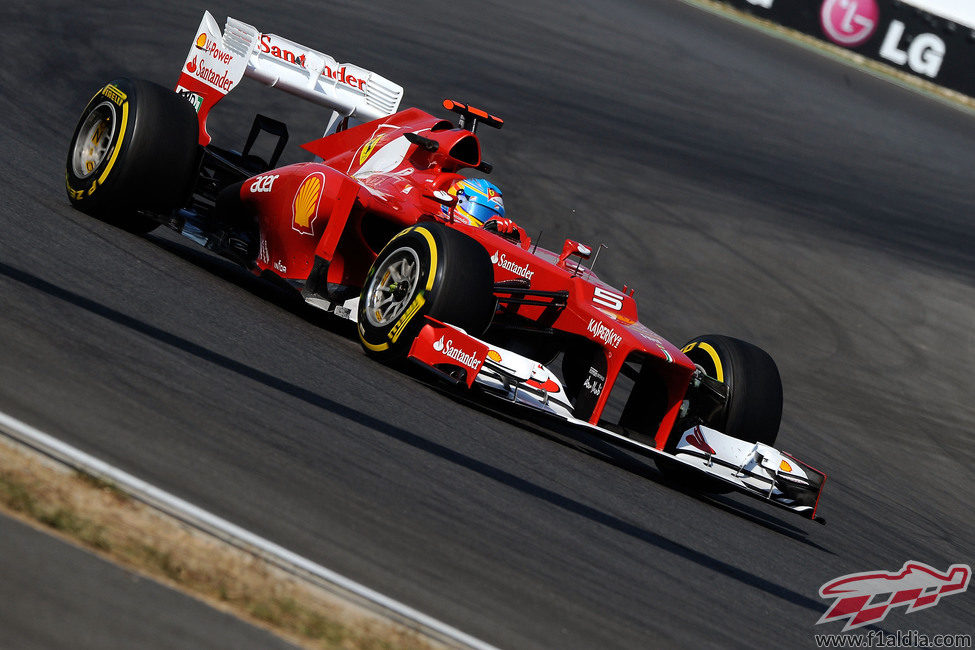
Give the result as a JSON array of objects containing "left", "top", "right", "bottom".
[{"left": 65, "top": 12, "right": 826, "bottom": 522}]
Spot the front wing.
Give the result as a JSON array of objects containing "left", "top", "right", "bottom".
[{"left": 408, "top": 318, "right": 827, "bottom": 523}]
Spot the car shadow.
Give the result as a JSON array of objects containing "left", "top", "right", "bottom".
[
  {"left": 1, "top": 255, "right": 834, "bottom": 615},
  {"left": 145, "top": 232, "right": 358, "bottom": 338},
  {"left": 406, "top": 367, "right": 834, "bottom": 554},
  {"left": 124, "top": 233, "right": 832, "bottom": 546},
  {"left": 111, "top": 232, "right": 833, "bottom": 549}
]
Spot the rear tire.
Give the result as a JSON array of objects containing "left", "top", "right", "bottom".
[
  {"left": 357, "top": 223, "right": 495, "bottom": 360},
  {"left": 65, "top": 77, "right": 200, "bottom": 234}
]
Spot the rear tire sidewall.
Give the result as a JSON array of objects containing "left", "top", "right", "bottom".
[
  {"left": 358, "top": 223, "right": 495, "bottom": 359},
  {"left": 65, "top": 77, "right": 199, "bottom": 233}
]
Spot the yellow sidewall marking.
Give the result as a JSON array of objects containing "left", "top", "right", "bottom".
[
  {"left": 414, "top": 226, "right": 438, "bottom": 291},
  {"left": 695, "top": 342, "right": 724, "bottom": 382},
  {"left": 361, "top": 225, "right": 439, "bottom": 350},
  {"left": 96, "top": 96, "right": 128, "bottom": 189},
  {"left": 358, "top": 323, "right": 390, "bottom": 351}
]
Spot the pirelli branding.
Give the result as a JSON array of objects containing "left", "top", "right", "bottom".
[
  {"left": 389, "top": 294, "right": 425, "bottom": 342},
  {"left": 102, "top": 84, "right": 127, "bottom": 106}
]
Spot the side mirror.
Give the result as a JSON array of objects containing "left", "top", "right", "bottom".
[{"left": 558, "top": 239, "right": 592, "bottom": 267}]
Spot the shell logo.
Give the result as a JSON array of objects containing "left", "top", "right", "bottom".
[
  {"left": 195, "top": 33, "right": 208, "bottom": 50},
  {"left": 292, "top": 172, "right": 326, "bottom": 235}
]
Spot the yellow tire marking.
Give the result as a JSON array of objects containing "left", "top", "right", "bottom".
[
  {"left": 358, "top": 323, "right": 390, "bottom": 351},
  {"left": 361, "top": 225, "right": 440, "bottom": 351},
  {"left": 414, "top": 226, "right": 438, "bottom": 291},
  {"left": 95, "top": 93, "right": 128, "bottom": 189},
  {"left": 695, "top": 342, "right": 724, "bottom": 382}
]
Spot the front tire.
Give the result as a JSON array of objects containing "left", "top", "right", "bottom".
[
  {"left": 358, "top": 223, "right": 495, "bottom": 360},
  {"left": 65, "top": 77, "right": 200, "bottom": 233},
  {"left": 680, "top": 334, "right": 782, "bottom": 446},
  {"left": 657, "top": 334, "right": 782, "bottom": 491}
]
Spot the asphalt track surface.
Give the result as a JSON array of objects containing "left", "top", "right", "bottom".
[
  {"left": 0, "top": 512, "right": 295, "bottom": 649},
  {"left": 1, "top": 0, "right": 973, "bottom": 647}
]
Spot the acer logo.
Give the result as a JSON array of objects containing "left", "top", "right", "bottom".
[
  {"left": 490, "top": 251, "right": 534, "bottom": 279},
  {"left": 249, "top": 174, "right": 279, "bottom": 193},
  {"left": 587, "top": 318, "right": 622, "bottom": 349},
  {"left": 432, "top": 336, "right": 482, "bottom": 371},
  {"left": 817, "top": 561, "right": 971, "bottom": 631}
]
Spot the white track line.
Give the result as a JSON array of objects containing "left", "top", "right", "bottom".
[{"left": 0, "top": 410, "right": 498, "bottom": 650}]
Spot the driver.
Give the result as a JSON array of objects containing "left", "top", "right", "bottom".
[{"left": 442, "top": 178, "right": 510, "bottom": 229}]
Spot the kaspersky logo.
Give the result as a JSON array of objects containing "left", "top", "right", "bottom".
[
  {"left": 817, "top": 561, "right": 970, "bottom": 631},
  {"left": 432, "top": 335, "right": 482, "bottom": 371},
  {"left": 586, "top": 318, "right": 622, "bottom": 349}
]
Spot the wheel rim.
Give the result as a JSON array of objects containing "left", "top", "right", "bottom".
[
  {"left": 364, "top": 246, "right": 422, "bottom": 328},
  {"left": 71, "top": 101, "right": 117, "bottom": 179}
]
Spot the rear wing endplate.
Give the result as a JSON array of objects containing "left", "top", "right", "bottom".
[{"left": 175, "top": 11, "right": 404, "bottom": 145}]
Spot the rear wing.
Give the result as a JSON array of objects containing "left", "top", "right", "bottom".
[{"left": 175, "top": 11, "right": 404, "bottom": 145}]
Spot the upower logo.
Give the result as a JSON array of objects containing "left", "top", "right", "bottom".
[
  {"left": 817, "top": 561, "right": 970, "bottom": 631},
  {"left": 820, "top": 0, "right": 879, "bottom": 48}
]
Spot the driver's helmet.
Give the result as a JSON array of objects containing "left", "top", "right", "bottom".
[{"left": 442, "top": 178, "right": 504, "bottom": 226}]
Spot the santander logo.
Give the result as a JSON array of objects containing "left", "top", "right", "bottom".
[
  {"left": 820, "top": 0, "right": 879, "bottom": 47},
  {"left": 490, "top": 251, "right": 534, "bottom": 280},
  {"left": 432, "top": 336, "right": 482, "bottom": 371},
  {"left": 258, "top": 34, "right": 367, "bottom": 91}
]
